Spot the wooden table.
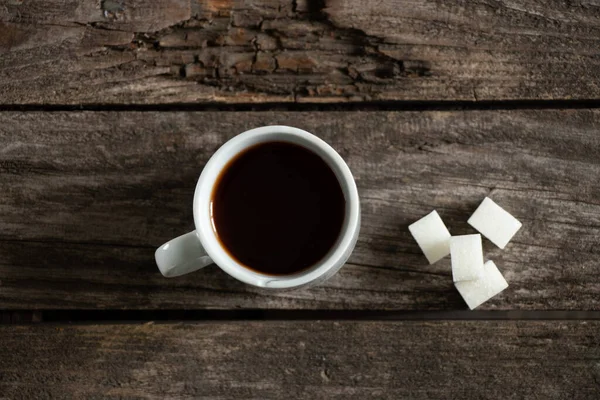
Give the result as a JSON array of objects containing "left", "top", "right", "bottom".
[{"left": 1, "top": 1, "right": 600, "bottom": 398}]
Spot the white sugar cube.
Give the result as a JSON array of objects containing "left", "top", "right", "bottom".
[
  {"left": 450, "top": 234, "right": 484, "bottom": 282},
  {"left": 455, "top": 260, "right": 509, "bottom": 309},
  {"left": 468, "top": 197, "right": 522, "bottom": 249},
  {"left": 408, "top": 210, "right": 451, "bottom": 264}
]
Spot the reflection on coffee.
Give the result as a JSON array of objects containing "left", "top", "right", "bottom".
[{"left": 211, "top": 142, "right": 345, "bottom": 275}]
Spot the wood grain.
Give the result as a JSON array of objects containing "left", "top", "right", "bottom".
[
  {"left": 2, "top": 0, "right": 600, "bottom": 104},
  {"left": 1, "top": 321, "right": 599, "bottom": 399},
  {"left": 1, "top": 110, "right": 599, "bottom": 310}
]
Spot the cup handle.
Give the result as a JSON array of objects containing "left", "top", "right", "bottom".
[{"left": 155, "top": 231, "right": 213, "bottom": 277}]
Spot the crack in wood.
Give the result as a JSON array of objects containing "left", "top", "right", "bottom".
[{"left": 0, "top": 0, "right": 440, "bottom": 103}]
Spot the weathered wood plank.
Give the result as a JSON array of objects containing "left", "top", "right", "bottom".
[
  {"left": 1, "top": 321, "right": 599, "bottom": 399},
  {"left": 0, "top": 110, "right": 599, "bottom": 310},
  {"left": 2, "top": 0, "right": 600, "bottom": 103}
]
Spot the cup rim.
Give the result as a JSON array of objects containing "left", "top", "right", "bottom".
[{"left": 193, "top": 125, "right": 360, "bottom": 289}]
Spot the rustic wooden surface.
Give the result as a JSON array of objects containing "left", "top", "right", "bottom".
[
  {"left": 0, "top": 321, "right": 598, "bottom": 399},
  {"left": 1, "top": 110, "right": 599, "bottom": 310},
  {"left": 2, "top": 0, "right": 600, "bottom": 104}
]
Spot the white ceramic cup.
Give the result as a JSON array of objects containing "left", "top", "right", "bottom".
[{"left": 155, "top": 125, "right": 360, "bottom": 290}]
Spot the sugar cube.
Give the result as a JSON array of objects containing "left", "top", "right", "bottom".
[
  {"left": 408, "top": 210, "right": 451, "bottom": 264},
  {"left": 468, "top": 197, "right": 522, "bottom": 249},
  {"left": 450, "top": 234, "right": 484, "bottom": 282},
  {"left": 455, "top": 260, "right": 509, "bottom": 309}
]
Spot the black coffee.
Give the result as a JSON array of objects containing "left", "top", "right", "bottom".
[{"left": 211, "top": 141, "right": 345, "bottom": 275}]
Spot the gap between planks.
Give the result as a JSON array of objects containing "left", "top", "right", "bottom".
[
  {"left": 2, "top": 310, "right": 600, "bottom": 324},
  {"left": 3, "top": 99, "right": 600, "bottom": 112}
]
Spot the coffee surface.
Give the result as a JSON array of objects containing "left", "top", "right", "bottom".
[{"left": 211, "top": 141, "right": 345, "bottom": 275}]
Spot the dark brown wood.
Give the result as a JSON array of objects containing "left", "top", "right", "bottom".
[
  {"left": 1, "top": 110, "right": 599, "bottom": 310},
  {"left": 2, "top": 0, "right": 600, "bottom": 104},
  {"left": 1, "top": 321, "right": 599, "bottom": 399}
]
